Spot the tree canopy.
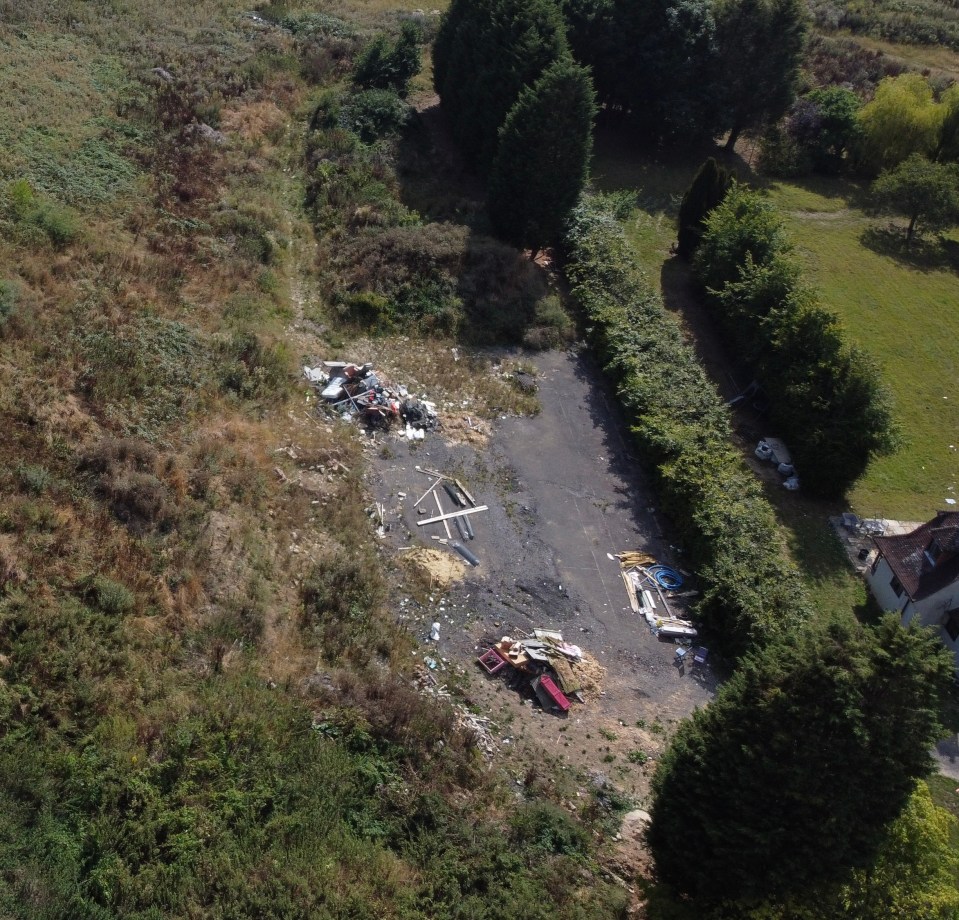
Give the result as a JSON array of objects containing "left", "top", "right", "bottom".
[
  {"left": 563, "top": 0, "right": 719, "bottom": 141},
  {"left": 648, "top": 615, "right": 954, "bottom": 903},
  {"left": 788, "top": 86, "right": 862, "bottom": 173},
  {"left": 433, "top": 0, "right": 569, "bottom": 170},
  {"left": 694, "top": 185, "right": 897, "bottom": 497},
  {"left": 858, "top": 74, "right": 943, "bottom": 175},
  {"left": 935, "top": 83, "right": 959, "bottom": 163},
  {"left": 487, "top": 61, "right": 596, "bottom": 254},
  {"left": 872, "top": 153, "right": 959, "bottom": 242},
  {"left": 677, "top": 157, "right": 734, "bottom": 259},
  {"left": 713, "top": 0, "right": 807, "bottom": 149}
]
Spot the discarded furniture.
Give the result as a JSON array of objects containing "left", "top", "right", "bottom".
[
  {"left": 532, "top": 674, "right": 570, "bottom": 714},
  {"left": 477, "top": 648, "right": 508, "bottom": 675}
]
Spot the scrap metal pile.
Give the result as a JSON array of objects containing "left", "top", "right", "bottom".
[
  {"left": 303, "top": 360, "right": 437, "bottom": 436},
  {"left": 477, "top": 629, "right": 605, "bottom": 715},
  {"left": 615, "top": 551, "right": 698, "bottom": 640}
]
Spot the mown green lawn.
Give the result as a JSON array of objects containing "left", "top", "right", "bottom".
[
  {"left": 593, "top": 133, "right": 959, "bottom": 523},
  {"left": 768, "top": 179, "right": 959, "bottom": 521}
]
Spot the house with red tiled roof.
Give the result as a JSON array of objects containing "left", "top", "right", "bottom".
[{"left": 866, "top": 511, "right": 959, "bottom": 668}]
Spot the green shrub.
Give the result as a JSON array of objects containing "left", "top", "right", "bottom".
[
  {"left": 564, "top": 197, "right": 812, "bottom": 657},
  {"left": 89, "top": 575, "right": 135, "bottom": 616},
  {"left": 509, "top": 802, "right": 590, "bottom": 856},
  {"left": 6, "top": 179, "right": 79, "bottom": 248},
  {"left": 16, "top": 463, "right": 51, "bottom": 496},
  {"left": 523, "top": 293, "right": 575, "bottom": 349},
  {"left": 353, "top": 21, "right": 422, "bottom": 98},
  {"left": 339, "top": 291, "right": 394, "bottom": 329},
  {"left": 339, "top": 88, "right": 410, "bottom": 143}
]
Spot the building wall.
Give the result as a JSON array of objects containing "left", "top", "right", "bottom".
[
  {"left": 866, "top": 557, "right": 910, "bottom": 613},
  {"left": 910, "top": 584, "right": 959, "bottom": 670},
  {"left": 867, "top": 556, "right": 959, "bottom": 670}
]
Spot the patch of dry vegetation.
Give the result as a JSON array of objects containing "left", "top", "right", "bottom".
[{"left": 0, "top": 4, "right": 627, "bottom": 917}]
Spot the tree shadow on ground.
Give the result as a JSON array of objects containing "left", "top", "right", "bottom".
[
  {"left": 590, "top": 126, "right": 754, "bottom": 217},
  {"left": 860, "top": 224, "right": 959, "bottom": 274},
  {"left": 391, "top": 96, "right": 572, "bottom": 349},
  {"left": 659, "top": 256, "right": 753, "bottom": 402}
]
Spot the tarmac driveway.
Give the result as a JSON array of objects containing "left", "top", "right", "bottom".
[{"left": 373, "top": 347, "right": 716, "bottom": 797}]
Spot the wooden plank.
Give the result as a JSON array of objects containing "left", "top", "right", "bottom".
[
  {"left": 455, "top": 478, "right": 477, "bottom": 506},
  {"left": 621, "top": 570, "right": 640, "bottom": 613},
  {"left": 415, "top": 505, "right": 489, "bottom": 527},
  {"left": 413, "top": 476, "right": 442, "bottom": 508},
  {"left": 433, "top": 491, "right": 452, "bottom": 540}
]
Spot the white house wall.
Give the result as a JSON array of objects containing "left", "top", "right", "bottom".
[
  {"left": 867, "top": 558, "right": 959, "bottom": 670},
  {"left": 866, "top": 558, "right": 909, "bottom": 613}
]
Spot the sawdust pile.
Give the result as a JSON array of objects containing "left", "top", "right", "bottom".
[
  {"left": 403, "top": 547, "right": 467, "bottom": 589},
  {"left": 570, "top": 651, "right": 606, "bottom": 701}
]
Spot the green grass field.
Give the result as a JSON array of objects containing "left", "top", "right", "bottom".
[{"left": 593, "top": 133, "right": 959, "bottom": 523}]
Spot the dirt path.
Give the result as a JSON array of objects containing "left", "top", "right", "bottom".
[{"left": 372, "top": 347, "right": 716, "bottom": 800}]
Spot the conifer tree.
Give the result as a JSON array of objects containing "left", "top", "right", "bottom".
[
  {"left": 676, "top": 157, "right": 733, "bottom": 259},
  {"left": 487, "top": 61, "right": 596, "bottom": 255},
  {"left": 713, "top": 0, "right": 807, "bottom": 150},
  {"left": 648, "top": 615, "right": 953, "bottom": 903},
  {"left": 433, "top": 0, "right": 569, "bottom": 170}
]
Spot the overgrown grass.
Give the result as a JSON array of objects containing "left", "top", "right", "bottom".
[
  {"left": 810, "top": 0, "right": 959, "bottom": 52},
  {"left": 0, "top": 3, "right": 627, "bottom": 916}
]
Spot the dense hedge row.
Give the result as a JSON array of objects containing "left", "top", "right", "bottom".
[
  {"left": 564, "top": 199, "right": 812, "bottom": 658},
  {"left": 693, "top": 186, "right": 897, "bottom": 499}
]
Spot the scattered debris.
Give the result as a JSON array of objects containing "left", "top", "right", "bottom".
[
  {"left": 303, "top": 360, "right": 438, "bottom": 434},
  {"left": 477, "top": 629, "right": 606, "bottom": 714},
  {"left": 416, "top": 504, "right": 489, "bottom": 527},
  {"left": 755, "top": 437, "right": 800, "bottom": 491},
  {"left": 614, "top": 551, "right": 698, "bottom": 639},
  {"left": 414, "top": 667, "right": 498, "bottom": 757},
  {"left": 186, "top": 122, "right": 227, "bottom": 145},
  {"left": 412, "top": 467, "right": 487, "bottom": 565}
]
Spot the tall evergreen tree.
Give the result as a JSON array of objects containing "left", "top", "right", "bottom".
[
  {"left": 563, "top": 0, "right": 719, "bottom": 141},
  {"left": 487, "top": 61, "right": 596, "bottom": 254},
  {"left": 713, "top": 0, "right": 807, "bottom": 150},
  {"left": 648, "top": 614, "right": 953, "bottom": 903},
  {"left": 433, "top": 0, "right": 568, "bottom": 170},
  {"left": 676, "top": 157, "right": 733, "bottom": 259}
]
